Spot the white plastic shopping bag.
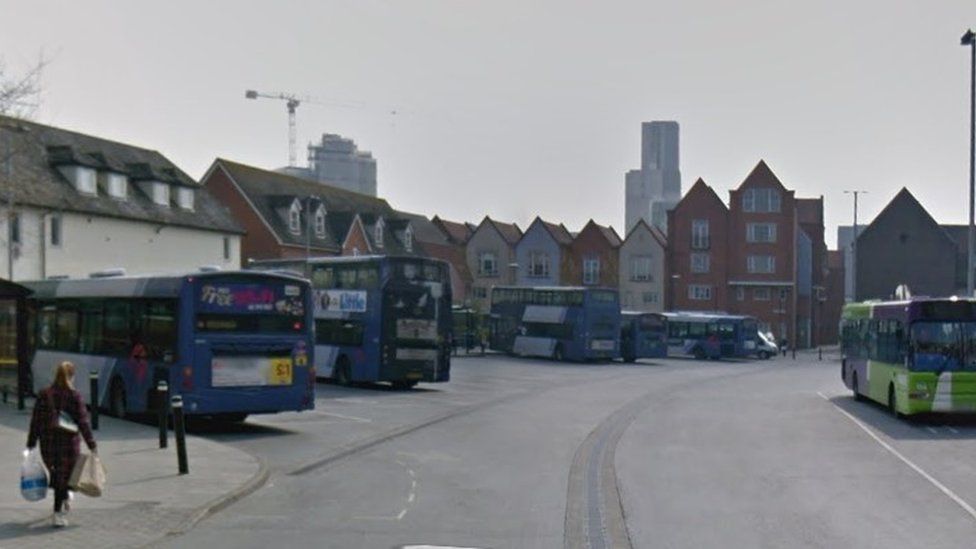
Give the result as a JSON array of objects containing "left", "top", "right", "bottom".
[
  {"left": 69, "top": 452, "right": 105, "bottom": 497},
  {"left": 20, "top": 448, "right": 48, "bottom": 502}
]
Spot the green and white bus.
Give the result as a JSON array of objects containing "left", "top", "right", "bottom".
[{"left": 840, "top": 298, "right": 976, "bottom": 416}]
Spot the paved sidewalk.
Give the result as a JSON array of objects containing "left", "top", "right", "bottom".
[{"left": 0, "top": 398, "right": 265, "bottom": 549}]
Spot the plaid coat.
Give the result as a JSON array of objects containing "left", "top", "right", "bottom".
[{"left": 27, "top": 386, "right": 97, "bottom": 490}]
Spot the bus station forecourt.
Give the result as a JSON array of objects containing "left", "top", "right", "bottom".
[{"left": 14, "top": 261, "right": 976, "bottom": 547}]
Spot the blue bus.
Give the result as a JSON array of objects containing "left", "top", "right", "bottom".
[
  {"left": 251, "top": 255, "right": 452, "bottom": 389},
  {"left": 619, "top": 312, "right": 668, "bottom": 362},
  {"left": 24, "top": 270, "right": 315, "bottom": 421},
  {"left": 488, "top": 286, "right": 621, "bottom": 361},
  {"left": 662, "top": 312, "right": 758, "bottom": 360}
]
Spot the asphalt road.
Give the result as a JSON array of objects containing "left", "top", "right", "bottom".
[{"left": 160, "top": 352, "right": 976, "bottom": 549}]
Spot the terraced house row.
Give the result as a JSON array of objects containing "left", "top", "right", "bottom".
[{"left": 0, "top": 117, "right": 844, "bottom": 347}]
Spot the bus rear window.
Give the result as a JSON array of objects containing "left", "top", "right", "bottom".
[
  {"left": 395, "top": 262, "right": 444, "bottom": 283},
  {"left": 196, "top": 314, "right": 305, "bottom": 334}
]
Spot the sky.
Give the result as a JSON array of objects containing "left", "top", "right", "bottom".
[{"left": 1, "top": 0, "right": 973, "bottom": 247}]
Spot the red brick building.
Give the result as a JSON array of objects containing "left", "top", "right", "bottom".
[
  {"left": 564, "top": 220, "right": 622, "bottom": 287},
  {"left": 667, "top": 162, "right": 833, "bottom": 348},
  {"left": 666, "top": 178, "right": 730, "bottom": 312}
]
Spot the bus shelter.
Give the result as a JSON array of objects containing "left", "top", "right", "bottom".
[{"left": 0, "top": 279, "right": 32, "bottom": 409}]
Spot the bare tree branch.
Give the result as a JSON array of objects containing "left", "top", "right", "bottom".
[{"left": 0, "top": 53, "right": 48, "bottom": 118}]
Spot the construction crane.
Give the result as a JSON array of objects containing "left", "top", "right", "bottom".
[{"left": 245, "top": 89, "right": 304, "bottom": 167}]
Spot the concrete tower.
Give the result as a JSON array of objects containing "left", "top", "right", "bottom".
[{"left": 625, "top": 121, "right": 681, "bottom": 234}]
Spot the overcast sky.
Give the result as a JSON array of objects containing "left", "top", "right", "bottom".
[{"left": 1, "top": 0, "right": 973, "bottom": 246}]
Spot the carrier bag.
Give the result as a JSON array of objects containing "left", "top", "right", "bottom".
[
  {"left": 20, "top": 448, "right": 48, "bottom": 502},
  {"left": 68, "top": 452, "right": 106, "bottom": 497}
]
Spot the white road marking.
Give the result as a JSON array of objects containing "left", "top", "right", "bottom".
[
  {"left": 397, "top": 508, "right": 408, "bottom": 520},
  {"left": 926, "top": 426, "right": 939, "bottom": 435},
  {"left": 321, "top": 411, "right": 373, "bottom": 423},
  {"left": 817, "top": 392, "right": 976, "bottom": 522},
  {"left": 401, "top": 546, "right": 485, "bottom": 549},
  {"left": 948, "top": 427, "right": 960, "bottom": 434},
  {"left": 408, "top": 492, "right": 416, "bottom": 503},
  {"left": 409, "top": 469, "right": 416, "bottom": 478}
]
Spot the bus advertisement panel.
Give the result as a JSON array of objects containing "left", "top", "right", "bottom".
[
  {"left": 252, "top": 255, "right": 452, "bottom": 389},
  {"left": 841, "top": 298, "right": 976, "bottom": 415},
  {"left": 24, "top": 271, "right": 315, "bottom": 420},
  {"left": 489, "top": 286, "right": 621, "bottom": 362}
]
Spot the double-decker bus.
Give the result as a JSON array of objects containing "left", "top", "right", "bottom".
[
  {"left": 662, "top": 312, "right": 758, "bottom": 359},
  {"left": 619, "top": 311, "right": 668, "bottom": 362},
  {"left": 488, "top": 286, "right": 621, "bottom": 361},
  {"left": 841, "top": 298, "right": 976, "bottom": 415},
  {"left": 251, "top": 255, "right": 452, "bottom": 389},
  {"left": 23, "top": 270, "right": 315, "bottom": 421}
]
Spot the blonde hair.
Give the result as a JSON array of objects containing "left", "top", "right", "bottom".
[{"left": 52, "top": 361, "right": 76, "bottom": 390}]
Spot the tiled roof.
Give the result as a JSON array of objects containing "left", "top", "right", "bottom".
[
  {"left": 432, "top": 216, "right": 473, "bottom": 244},
  {"left": 212, "top": 158, "right": 395, "bottom": 249},
  {"left": 736, "top": 159, "right": 787, "bottom": 191},
  {"left": 0, "top": 114, "right": 241, "bottom": 234},
  {"left": 488, "top": 218, "right": 522, "bottom": 245},
  {"left": 541, "top": 219, "right": 573, "bottom": 246}
]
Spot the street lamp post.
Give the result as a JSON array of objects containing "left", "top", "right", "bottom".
[
  {"left": 963, "top": 29, "right": 975, "bottom": 297},
  {"left": 843, "top": 190, "right": 867, "bottom": 301}
]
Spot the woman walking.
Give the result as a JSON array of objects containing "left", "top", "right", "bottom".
[{"left": 26, "top": 361, "right": 97, "bottom": 527}]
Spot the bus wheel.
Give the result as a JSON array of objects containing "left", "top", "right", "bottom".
[
  {"left": 693, "top": 347, "right": 706, "bottom": 360},
  {"left": 624, "top": 354, "right": 636, "bottom": 363},
  {"left": 334, "top": 357, "right": 352, "bottom": 386},
  {"left": 553, "top": 344, "right": 564, "bottom": 362},
  {"left": 109, "top": 378, "right": 127, "bottom": 419},
  {"left": 888, "top": 384, "right": 900, "bottom": 418},
  {"left": 391, "top": 380, "right": 417, "bottom": 390},
  {"left": 758, "top": 351, "right": 770, "bottom": 360},
  {"left": 852, "top": 373, "right": 862, "bottom": 402}
]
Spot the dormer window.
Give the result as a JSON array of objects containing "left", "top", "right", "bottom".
[
  {"left": 404, "top": 225, "right": 413, "bottom": 252},
  {"left": 59, "top": 166, "right": 97, "bottom": 195},
  {"left": 289, "top": 200, "right": 302, "bottom": 235},
  {"left": 176, "top": 187, "right": 195, "bottom": 210},
  {"left": 314, "top": 205, "right": 326, "bottom": 238},
  {"left": 106, "top": 173, "right": 127, "bottom": 200},
  {"left": 152, "top": 182, "right": 170, "bottom": 207},
  {"left": 374, "top": 218, "right": 385, "bottom": 248}
]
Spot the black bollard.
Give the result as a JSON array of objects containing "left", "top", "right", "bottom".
[
  {"left": 89, "top": 372, "right": 99, "bottom": 431},
  {"left": 2, "top": 384, "right": 7, "bottom": 404},
  {"left": 818, "top": 347, "right": 823, "bottom": 361},
  {"left": 172, "top": 395, "right": 189, "bottom": 475},
  {"left": 157, "top": 381, "right": 168, "bottom": 449}
]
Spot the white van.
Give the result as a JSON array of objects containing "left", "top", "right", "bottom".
[{"left": 755, "top": 331, "right": 778, "bottom": 359}]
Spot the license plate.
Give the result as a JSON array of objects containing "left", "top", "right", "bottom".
[
  {"left": 268, "top": 358, "right": 293, "bottom": 385},
  {"left": 406, "top": 372, "right": 422, "bottom": 380}
]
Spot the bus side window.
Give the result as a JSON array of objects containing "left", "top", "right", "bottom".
[
  {"left": 103, "top": 301, "right": 131, "bottom": 355},
  {"left": 311, "top": 267, "right": 335, "bottom": 289},
  {"left": 37, "top": 305, "right": 57, "bottom": 349},
  {"left": 143, "top": 300, "right": 176, "bottom": 361},
  {"left": 79, "top": 300, "right": 104, "bottom": 354},
  {"left": 55, "top": 304, "right": 80, "bottom": 353}
]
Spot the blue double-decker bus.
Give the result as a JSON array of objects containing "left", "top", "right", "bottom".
[
  {"left": 488, "top": 286, "right": 621, "bottom": 362},
  {"left": 251, "top": 255, "right": 452, "bottom": 389},
  {"left": 619, "top": 311, "right": 668, "bottom": 362},
  {"left": 662, "top": 312, "right": 759, "bottom": 359},
  {"left": 24, "top": 270, "right": 315, "bottom": 421}
]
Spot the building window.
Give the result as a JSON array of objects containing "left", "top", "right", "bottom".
[
  {"left": 742, "top": 188, "right": 781, "bottom": 213},
  {"left": 583, "top": 256, "right": 600, "bottom": 285},
  {"left": 9, "top": 213, "right": 20, "bottom": 245},
  {"left": 75, "top": 167, "right": 97, "bottom": 195},
  {"left": 479, "top": 251, "right": 498, "bottom": 276},
  {"left": 753, "top": 287, "right": 771, "bottom": 300},
  {"left": 314, "top": 206, "right": 326, "bottom": 238},
  {"left": 688, "top": 284, "right": 712, "bottom": 301},
  {"left": 288, "top": 201, "right": 301, "bottom": 235},
  {"left": 691, "top": 219, "right": 709, "bottom": 249},
  {"left": 403, "top": 225, "right": 413, "bottom": 252},
  {"left": 152, "top": 182, "right": 170, "bottom": 207},
  {"left": 374, "top": 219, "right": 385, "bottom": 249},
  {"left": 223, "top": 237, "right": 231, "bottom": 260},
  {"left": 107, "top": 173, "right": 127, "bottom": 199},
  {"left": 630, "top": 255, "right": 652, "bottom": 282},
  {"left": 528, "top": 251, "right": 550, "bottom": 278},
  {"left": 747, "top": 255, "right": 776, "bottom": 274},
  {"left": 175, "top": 187, "right": 195, "bottom": 210},
  {"left": 50, "top": 215, "right": 62, "bottom": 247},
  {"left": 736, "top": 287, "right": 744, "bottom": 301},
  {"left": 691, "top": 252, "right": 710, "bottom": 273},
  {"left": 473, "top": 286, "right": 488, "bottom": 299},
  {"left": 779, "top": 288, "right": 789, "bottom": 301},
  {"left": 642, "top": 291, "right": 659, "bottom": 304},
  {"left": 746, "top": 222, "right": 777, "bottom": 243}
]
